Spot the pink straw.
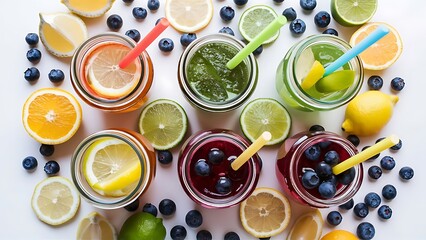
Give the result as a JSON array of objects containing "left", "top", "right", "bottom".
[{"left": 119, "top": 18, "right": 170, "bottom": 69}]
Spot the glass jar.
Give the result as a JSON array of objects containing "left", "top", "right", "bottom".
[
  {"left": 178, "top": 129, "right": 262, "bottom": 208},
  {"left": 275, "top": 131, "right": 363, "bottom": 208},
  {"left": 70, "top": 33, "right": 153, "bottom": 113},
  {"left": 276, "top": 34, "right": 364, "bottom": 111},
  {"left": 178, "top": 34, "right": 258, "bottom": 112},
  {"left": 71, "top": 129, "right": 156, "bottom": 209}
]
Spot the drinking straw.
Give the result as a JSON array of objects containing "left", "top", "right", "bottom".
[
  {"left": 231, "top": 131, "right": 272, "bottom": 171},
  {"left": 226, "top": 15, "right": 287, "bottom": 70},
  {"left": 323, "top": 25, "right": 390, "bottom": 76},
  {"left": 119, "top": 18, "right": 170, "bottom": 69},
  {"left": 332, "top": 135, "right": 399, "bottom": 175}
]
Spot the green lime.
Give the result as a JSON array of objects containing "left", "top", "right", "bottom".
[
  {"left": 315, "top": 70, "right": 355, "bottom": 93},
  {"left": 238, "top": 5, "right": 279, "bottom": 44},
  {"left": 139, "top": 99, "right": 188, "bottom": 150},
  {"left": 118, "top": 212, "right": 166, "bottom": 240},
  {"left": 240, "top": 98, "right": 291, "bottom": 145},
  {"left": 330, "top": 0, "right": 378, "bottom": 26}
]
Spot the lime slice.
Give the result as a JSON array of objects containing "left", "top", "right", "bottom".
[
  {"left": 330, "top": 0, "right": 378, "bottom": 26},
  {"left": 240, "top": 98, "right": 291, "bottom": 145},
  {"left": 239, "top": 5, "right": 279, "bottom": 44},
  {"left": 138, "top": 99, "right": 188, "bottom": 150},
  {"left": 300, "top": 60, "right": 325, "bottom": 90},
  {"left": 315, "top": 70, "right": 355, "bottom": 93}
]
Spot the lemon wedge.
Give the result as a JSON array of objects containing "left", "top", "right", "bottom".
[
  {"left": 77, "top": 212, "right": 117, "bottom": 240},
  {"left": 39, "top": 12, "right": 88, "bottom": 57},
  {"left": 287, "top": 209, "right": 323, "bottom": 240},
  {"left": 62, "top": 0, "right": 115, "bottom": 18},
  {"left": 165, "top": 0, "right": 213, "bottom": 32}
]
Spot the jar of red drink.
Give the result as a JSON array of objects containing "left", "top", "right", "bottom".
[
  {"left": 276, "top": 131, "right": 363, "bottom": 208},
  {"left": 178, "top": 129, "right": 262, "bottom": 209}
]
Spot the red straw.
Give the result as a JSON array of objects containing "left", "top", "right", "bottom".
[{"left": 119, "top": 18, "right": 170, "bottom": 69}]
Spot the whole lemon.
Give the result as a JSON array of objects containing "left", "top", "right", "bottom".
[
  {"left": 321, "top": 230, "right": 359, "bottom": 240},
  {"left": 118, "top": 212, "right": 166, "bottom": 240},
  {"left": 342, "top": 91, "right": 398, "bottom": 136}
]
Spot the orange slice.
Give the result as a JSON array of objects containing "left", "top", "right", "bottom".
[
  {"left": 22, "top": 88, "right": 82, "bottom": 145},
  {"left": 350, "top": 22, "right": 402, "bottom": 70},
  {"left": 165, "top": 0, "right": 213, "bottom": 33},
  {"left": 321, "top": 230, "right": 358, "bottom": 240}
]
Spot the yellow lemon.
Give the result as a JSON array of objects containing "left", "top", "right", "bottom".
[
  {"left": 62, "top": 0, "right": 115, "bottom": 18},
  {"left": 287, "top": 209, "right": 323, "bottom": 240},
  {"left": 342, "top": 91, "right": 398, "bottom": 136},
  {"left": 76, "top": 212, "right": 117, "bottom": 240},
  {"left": 321, "top": 230, "right": 359, "bottom": 240}
]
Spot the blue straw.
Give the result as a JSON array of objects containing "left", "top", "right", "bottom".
[{"left": 324, "top": 25, "right": 390, "bottom": 76}]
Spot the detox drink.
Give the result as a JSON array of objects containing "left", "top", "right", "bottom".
[{"left": 276, "top": 34, "right": 363, "bottom": 111}]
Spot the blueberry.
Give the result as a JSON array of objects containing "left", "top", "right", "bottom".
[
  {"left": 361, "top": 146, "right": 380, "bottom": 160},
  {"left": 282, "top": 7, "right": 297, "bottom": 21},
  {"left": 27, "top": 48, "right": 42, "bottom": 63},
  {"left": 125, "top": 29, "right": 141, "bottom": 42},
  {"left": 337, "top": 167, "right": 355, "bottom": 185},
  {"left": 289, "top": 19, "right": 306, "bottom": 35},
  {"left": 367, "top": 165, "right": 382, "bottom": 179},
  {"left": 170, "top": 225, "right": 187, "bottom": 240},
  {"left": 48, "top": 69, "right": 65, "bottom": 83},
  {"left": 380, "top": 156, "right": 396, "bottom": 170},
  {"left": 158, "top": 38, "right": 174, "bottom": 52},
  {"left": 382, "top": 184, "right": 397, "bottom": 200},
  {"left": 22, "top": 156, "right": 38, "bottom": 171},
  {"left": 367, "top": 75, "right": 383, "bottom": 90},
  {"left": 357, "top": 222, "right": 375, "bottom": 240},
  {"left": 208, "top": 148, "right": 226, "bottom": 164},
  {"left": 155, "top": 17, "right": 164, "bottom": 25},
  {"left": 157, "top": 150, "right": 173, "bottom": 164},
  {"left": 219, "top": 27, "right": 235, "bottom": 35},
  {"left": 378, "top": 205, "right": 392, "bottom": 220},
  {"left": 323, "top": 28, "right": 339, "bottom": 36},
  {"left": 391, "top": 77, "right": 405, "bottom": 91},
  {"left": 44, "top": 160, "right": 60, "bottom": 175},
  {"left": 24, "top": 67, "right": 40, "bottom": 82},
  {"left": 273, "top": 0, "right": 285, "bottom": 2},
  {"left": 185, "top": 209, "right": 203, "bottom": 228},
  {"left": 132, "top": 7, "right": 148, "bottom": 19},
  {"left": 364, "top": 192, "right": 381, "bottom": 208},
  {"left": 216, "top": 177, "right": 232, "bottom": 194},
  {"left": 224, "top": 231, "right": 240, "bottom": 240},
  {"left": 300, "top": 0, "right": 317, "bottom": 11},
  {"left": 314, "top": 11, "right": 331, "bottom": 28},
  {"left": 301, "top": 170, "right": 320, "bottom": 189},
  {"left": 252, "top": 44, "right": 263, "bottom": 56},
  {"left": 353, "top": 202, "right": 369, "bottom": 218},
  {"left": 339, "top": 198, "right": 354, "bottom": 210},
  {"left": 309, "top": 124, "right": 324, "bottom": 132},
  {"left": 124, "top": 199, "right": 139, "bottom": 211},
  {"left": 40, "top": 144, "right": 54, "bottom": 157},
  {"left": 346, "top": 134, "right": 360, "bottom": 147},
  {"left": 107, "top": 14, "right": 123, "bottom": 31},
  {"left": 324, "top": 151, "right": 340, "bottom": 166},
  {"left": 399, "top": 166, "right": 414, "bottom": 180},
  {"left": 390, "top": 139, "right": 402, "bottom": 151},
  {"left": 194, "top": 159, "right": 211, "bottom": 176},
  {"left": 147, "top": 0, "right": 160, "bottom": 11},
  {"left": 25, "top": 33, "right": 39, "bottom": 46},
  {"left": 197, "top": 230, "right": 212, "bottom": 240},
  {"left": 304, "top": 144, "right": 321, "bottom": 161},
  {"left": 318, "top": 181, "right": 336, "bottom": 199},
  {"left": 220, "top": 6, "right": 235, "bottom": 22},
  {"left": 159, "top": 198, "right": 176, "bottom": 216},
  {"left": 315, "top": 162, "right": 333, "bottom": 180},
  {"left": 233, "top": 0, "right": 248, "bottom": 6},
  {"left": 326, "top": 211, "right": 342, "bottom": 226},
  {"left": 142, "top": 202, "right": 158, "bottom": 216},
  {"left": 180, "top": 33, "right": 197, "bottom": 47},
  {"left": 122, "top": 0, "right": 134, "bottom": 3}
]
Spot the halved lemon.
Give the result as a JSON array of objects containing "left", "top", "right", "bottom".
[
  {"left": 39, "top": 12, "right": 88, "bottom": 57},
  {"left": 31, "top": 176, "right": 80, "bottom": 226},
  {"left": 77, "top": 212, "right": 117, "bottom": 240},
  {"left": 61, "top": 0, "right": 115, "bottom": 18},
  {"left": 165, "top": 0, "right": 213, "bottom": 33},
  {"left": 240, "top": 187, "right": 291, "bottom": 238},
  {"left": 22, "top": 88, "right": 82, "bottom": 145},
  {"left": 287, "top": 209, "right": 323, "bottom": 240}
]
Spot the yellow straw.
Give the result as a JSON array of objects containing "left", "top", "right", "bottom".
[
  {"left": 231, "top": 131, "right": 272, "bottom": 171},
  {"left": 332, "top": 134, "right": 400, "bottom": 175}
]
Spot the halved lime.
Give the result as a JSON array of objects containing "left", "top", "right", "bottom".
[
  {"left": 330, "top": 0, "right": 378, "bottom": 26},
  {"left": 240, "top": 98, "right": 291, "bottom": 145},
  {"left": 238, "top": 5, "right": 279, "bottom": 44},
  {"left": 138, "top": 99, "right": 188, "bottom": 150}
]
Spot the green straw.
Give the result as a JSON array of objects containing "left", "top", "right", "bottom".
[{"left": 226, "top": 15, "right": 287, "bottom": 70}]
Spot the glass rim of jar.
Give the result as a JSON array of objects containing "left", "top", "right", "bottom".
[
  {"left": 71, "top": 129, "right": 151, "bottom": 209},
  {"left": 178, "top": 33, "right": 258, "bottom": 112},
  {"left": 70, "top": 32, "right": 152, "bottom": 112},
  {"left": 178, "top": 129, "right": 261, "bottom": 208},
  {"left": 286, "top": 34, "right": 364, "bottom": 110}
]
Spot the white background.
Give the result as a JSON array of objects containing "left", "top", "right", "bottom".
[{"left": 1, "top": 0, "right": 425, "bottom": 239}]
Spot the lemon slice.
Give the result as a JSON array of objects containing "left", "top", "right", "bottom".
[
  {"left": 240, "top": 187, "right": 291, "bottom": 238},
  {"left": 39, "top": 12, "right": 88, "bottom": 57},
  {"left": 301, "top": 60, "right": 325, "bottom": 90},
  {"left": 165, "top": 0, "right": 213, "bottom": 33},
  {"left": 77, "top": 212, "right": 117, "bottom": 240},
  {"left": 287, "top": 209, "right": 323, "bottom": 240},
  {"left": 31, "top": 176, "right": 80, "bottom": 226},
  {"left": 82, "top": 137, "right": 141, "bottom": 197},
  {"left": 239, "top": 5, "right": 279, "bottom": 44},
  {"left": 61, "top": 0, "right": 115, "bottom": 18}
]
